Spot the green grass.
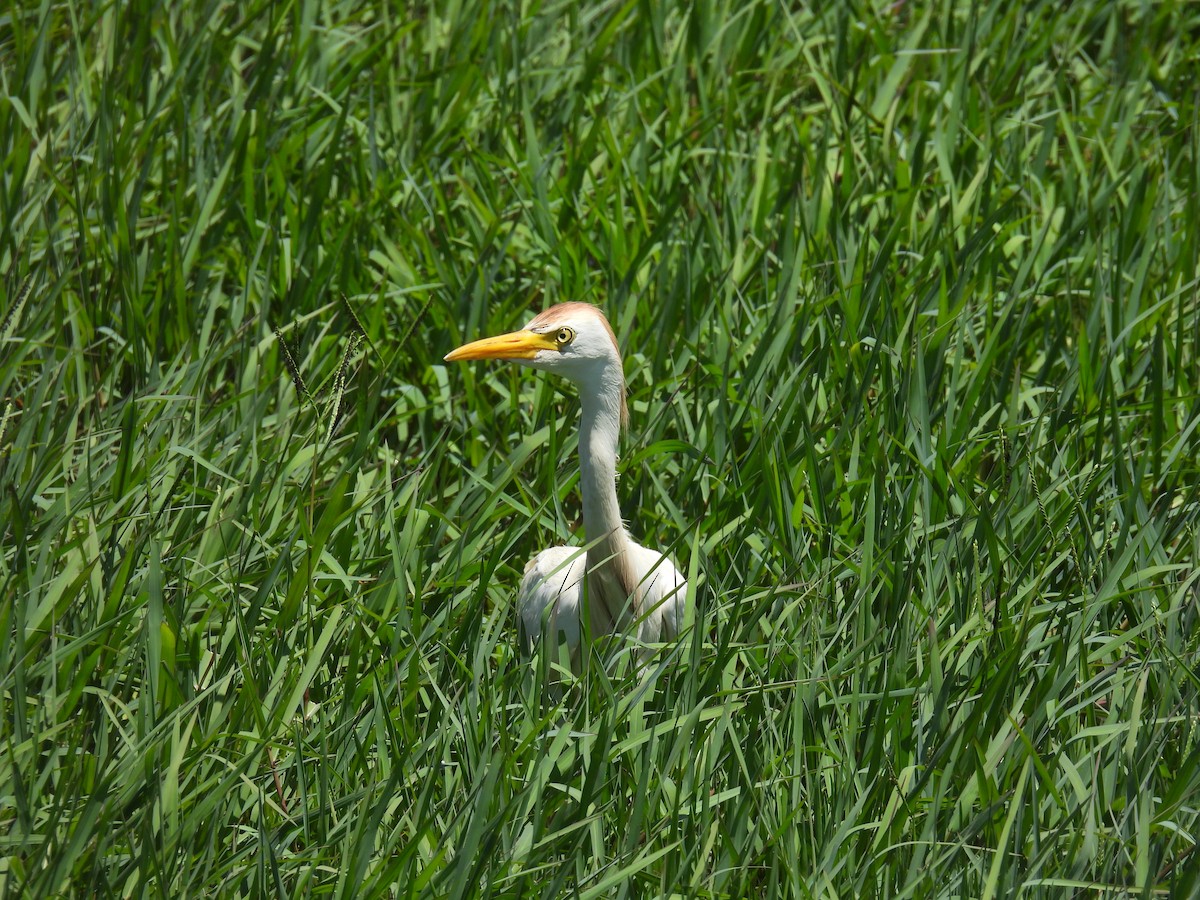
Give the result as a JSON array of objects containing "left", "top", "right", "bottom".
[{"left": 2, "top": 0, "right": 1200, "bottom": 895}]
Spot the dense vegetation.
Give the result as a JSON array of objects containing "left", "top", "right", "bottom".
[{"left": 2, "top": 0, "right": 1199, "bottom": 895}]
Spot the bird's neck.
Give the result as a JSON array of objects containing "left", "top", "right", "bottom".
[
  {"left": 578, "top": 370, "right": 627, "bottom": 555},
  {"left": 577, "top": 362, "right": 638, "bottom": 639}
]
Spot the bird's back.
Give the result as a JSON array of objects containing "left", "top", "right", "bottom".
[
  {"left": 518, "top": 546, "right": 585, "bottom": 653},
  {"left": 626, "top": 540, "right": 688, "bottom": 645},
  {"left": 517, "top": 540, "right": 687, "bottom": 661}
]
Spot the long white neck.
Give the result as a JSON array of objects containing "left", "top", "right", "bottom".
[
  {"left": 578, "top": 364, "right": 626, "bottom": 552},
  {"left": 577, "top": 362, "right": 634, "bottom": 634}
]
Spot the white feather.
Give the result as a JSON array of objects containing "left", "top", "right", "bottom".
[{"left": 518, "top": 540, "right": 687, "bottom": 661}]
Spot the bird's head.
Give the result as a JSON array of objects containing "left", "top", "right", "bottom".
[
  {"left": 445, "top": 302, "right": 628, "bottom": 427},
  {"left": 445, "top": 302, "right": 623, "bottom": 384}
]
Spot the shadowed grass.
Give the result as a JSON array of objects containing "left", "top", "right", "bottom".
[{"left": 2, "top": 0, "right": 1199, "bottom": 896}]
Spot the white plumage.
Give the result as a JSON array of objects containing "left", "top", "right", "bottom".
[
  {"left": 445, "top": 303, "right": 688, "bottom": 667},
  {"left": 517, "top": 542, "right": 687, "bottom": 662}
]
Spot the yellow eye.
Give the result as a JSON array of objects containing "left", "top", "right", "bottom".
[{"left": 555, "top": 327, "right": 575, "bottom": 346}]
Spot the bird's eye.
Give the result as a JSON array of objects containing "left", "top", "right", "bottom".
[{"left": 555, "top": 327, "right": 575, "bottom": 346}]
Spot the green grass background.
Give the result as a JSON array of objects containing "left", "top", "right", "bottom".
[{"left": 3, "top": 0, "right": 1200, "bottom": 895}]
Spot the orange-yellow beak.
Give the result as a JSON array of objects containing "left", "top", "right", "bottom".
[{"left": 444, "top": 329, "right": 557, "bottom": 362}]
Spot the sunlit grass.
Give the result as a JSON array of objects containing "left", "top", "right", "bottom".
[{"left": 2, "top": 0, "right": 1199, "bottom": 895}]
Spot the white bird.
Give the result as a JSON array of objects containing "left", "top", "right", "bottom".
[{"left": 445, "top": 302, "right": 688, "bottom": 668}]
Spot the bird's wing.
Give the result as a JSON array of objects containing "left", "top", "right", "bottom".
[
  {"left": 518, "top": 546, "right": 585, "bottom": 653},
  {"left": 627, "top": 542, "right": 688, "bottom": 644}
]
